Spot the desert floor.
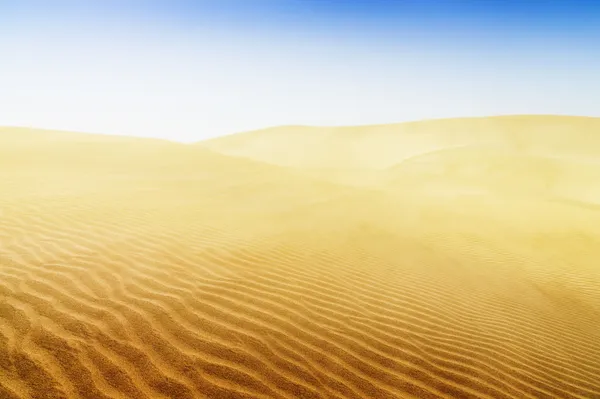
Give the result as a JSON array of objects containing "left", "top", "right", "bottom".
[{"left": 1, "top": 115, "right": 600, "bottom": 398}]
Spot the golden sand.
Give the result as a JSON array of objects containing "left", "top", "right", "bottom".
[{"left": 1, "top": 116, "right": 600, "bottom": 398}]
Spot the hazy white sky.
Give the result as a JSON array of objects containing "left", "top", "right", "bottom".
[{"left": 1, "top": 0, "right": 599, "bottom": 142}]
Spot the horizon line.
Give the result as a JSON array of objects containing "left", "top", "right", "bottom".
[{"left": 2, "top": 113, "right": 599, "bottom": 144}]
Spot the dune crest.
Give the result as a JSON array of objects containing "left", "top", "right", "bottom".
[{"left": 1, "top": 116, "right": 600, "bottom": 398}]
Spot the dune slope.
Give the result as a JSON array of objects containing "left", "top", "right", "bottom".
[{"left": 1, "top": 117, "right": 600, "bottom": 399}]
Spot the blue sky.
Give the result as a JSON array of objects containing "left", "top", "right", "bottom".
[{"left": 1, "top": 0, "right": 599, "bottom": 142}]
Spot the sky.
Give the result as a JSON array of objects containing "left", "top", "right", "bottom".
[{"left": 1, "top": 0, "right": 600, "bottom": 142}]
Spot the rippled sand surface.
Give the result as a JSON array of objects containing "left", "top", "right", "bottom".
[{"left": 1, "top": 116, "right": 600, "bottom": 398}]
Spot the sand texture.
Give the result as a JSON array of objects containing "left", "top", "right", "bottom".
[{"left": 1, "top": 115, "right": 600, "bottom": 398}]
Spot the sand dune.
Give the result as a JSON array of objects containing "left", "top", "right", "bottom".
[{"left": 1, "top": 116, "right": 600, "bottom": 398}]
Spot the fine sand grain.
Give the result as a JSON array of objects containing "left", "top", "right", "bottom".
[{"left": 1, "top": 116, "right": 600, "bottom": 398}]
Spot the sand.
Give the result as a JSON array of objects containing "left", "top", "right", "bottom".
[{"left": 1, "top": 115, "right": 600, "bottom": 398}]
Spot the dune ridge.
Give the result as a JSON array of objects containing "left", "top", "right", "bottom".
[{"left": 1, "top": 116, "right": 600, "bottom": 398}]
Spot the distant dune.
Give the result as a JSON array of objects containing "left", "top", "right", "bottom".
[{"left": 1, "top": 116, "right": 600, "bottom": 399}]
